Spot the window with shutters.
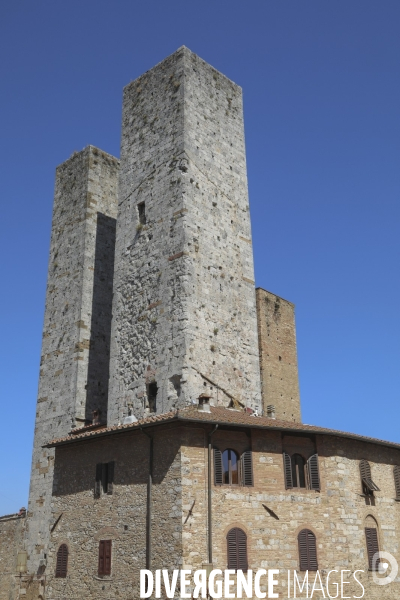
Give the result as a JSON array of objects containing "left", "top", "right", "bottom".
[
  {"left": 365, "top": 516, "right": 380, "bottom": 570},
  {"left": 283, "top": 452, "right": 320, "bottom": 491},
  {"left": 227, "top": 528, "right": 248, "bottom": 572},
  {"left": 55, "top": 543, "right": 68, "bottom": 578},
  {"left": 359, "top": 460, "right": 380, "bottom": 498},
  {"left": 98, "top": 539, "right": 112, "bottom": 576},
  {"left": 214, "top": 448, "right": 253, "bottom": 487},
  {"left": 298, "top": 529, "right": 318, "bottom": 571},
  {"left": 394, "top": 466, "right": 400, "bottom": 499},
  {"left": 94, "top": 462, "right": 115, "bottom": 498}
]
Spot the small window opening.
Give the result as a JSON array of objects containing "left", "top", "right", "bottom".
[
  {"left": 138, "top": 202, "right": 146, "bottom": 225},
  {"left": 222, "top": 449, "right": 239, "bottom": 485},
  {"left": 291, "top": 454, "right": 306, "bottom": 488},
  {"left": 147, "top": 381, "right": 158, "bottom": 413}
]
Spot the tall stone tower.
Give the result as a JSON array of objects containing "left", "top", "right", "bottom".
[
  {"left": 26, "top": 147, "right": 118, "bottom": 570},
  {"left": 108, "top": 47, "right": 261, "bottom": 423}
]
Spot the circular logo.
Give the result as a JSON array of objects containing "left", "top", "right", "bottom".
[{"left": 372, "top": 551, "right": 398, "bottom": 586}]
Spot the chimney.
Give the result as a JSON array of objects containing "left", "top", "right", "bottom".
[
  {"left": 267, "top": 405, "right": 276, "bottom": 419},
  {"left": 92, "top": 409, "right": 101, "bottom": 425},
  {"left": 198, "top": 393, "right": 211, "bottom": 413}
]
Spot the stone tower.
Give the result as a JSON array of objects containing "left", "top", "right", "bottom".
[
  {"left": 108, "top": 47, "right": 261, "bottom": 423},
  {"left": 256, "top": 288, "right": 301, "bottom": 422},
  {"left": 26, "top": 147, "right": 118, "bottom": 570}
]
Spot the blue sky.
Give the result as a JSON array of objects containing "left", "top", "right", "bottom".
[{"left": 0, "top": 1, "right": 399, "bottom": 515}]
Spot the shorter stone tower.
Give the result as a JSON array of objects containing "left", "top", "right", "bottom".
[
  {"left": 256, "top": 288, "right": 301, "bottom": 422},
  {"left": 25, "top": 147, "right": 118, "bottom": 571}
]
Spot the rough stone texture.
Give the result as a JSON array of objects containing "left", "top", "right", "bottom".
[
  {"left": 46, "top": 427, "right": 182, "bottom": 599},
  {"left": 256, "top": 288, "right": 302, "bottom": 422},
  {"left": 25, "top": 146, "right": 118, "bottom": 573},
  {"left": 108, "top": 46, "right": 261, "bottom": 425},
  {"left": 41, "top": 420, "right": 400, "bottom": 599},
  {"left": 0, "top": 513, "right": 25, "bottom": 600}
]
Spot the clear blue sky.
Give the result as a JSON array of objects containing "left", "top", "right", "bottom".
[{"left": 0, "top": 1, "right": 399, "bottom": 515}]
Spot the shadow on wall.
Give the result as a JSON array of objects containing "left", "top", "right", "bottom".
[
  {"left": 52, "top": 429, "right": 182, "bottom": 496},
  {"left": 85, "top": 212, "right": 116, "bottom": 423}
]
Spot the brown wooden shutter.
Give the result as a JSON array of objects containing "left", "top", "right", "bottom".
[
  {"left": 98, "top": 539, "right": 112, "bottom": 575},
  {"left": 214, "top": 448, "right": 223, "bottom": 485},
  {"left": 394, "top": 466, "right": 400, "bottom": 498},
  {"left": 101, "top": 463, "right": 108, "bottom": 494},
  {"left": 360, "top": 460, "right": 380, "bottom": 492},
  {"left": 365, "top": 528, "right": 380, "bottom": 570},
  {"left": 242, "top": 451, "right": 253, "bottom": 487},
  {"left": 104, "top": 539, "right": 112, "bottom": 575},
  {"left": 307, "top": 454, "right": 320, "bottom": 491},
  {"left": 227, "top": 528, "right": 248, "bottom": 571},
  {"left": 283, "top": 452, "right": 293, "bottom": 489},
  {"left": 298, "top": 529, "right": 318, "bottom": 571},
  {"left": 107, "top": 461, "right": 115, "bottom": 495},
  {"left": 94, "top": 463, "right": 102, "bottom": 499},
  {"left": 98, "top": 540, "right": 105, "bottom": 575},
  {"left": 55, "top": 543, "right": 68, "bottom": 578}
]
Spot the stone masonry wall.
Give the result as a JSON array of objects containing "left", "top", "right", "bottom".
[
  {"left": 40, "top": 422, "right": 400, "bottom": 599},
  {"left": 26, "top": 146, "right": 118, "bottom": 573},
  {"left": 108, "top": 47, "right": 261, "bottom": 425},
  {"left": 0, "top": 513, "right": 25, "bottom": 600},
  {"left": 256, "top": 288, "right": 302, "bottom": 422},
  {"left": 45, "top": 427, "right": 183, "bottom": 599},
  {"left": 181, "top": 426, "right": 400, "bottom": 599}
]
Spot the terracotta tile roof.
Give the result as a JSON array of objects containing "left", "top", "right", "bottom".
[{"left": 45, "top": 405, "right": 400, "bottom": 450}]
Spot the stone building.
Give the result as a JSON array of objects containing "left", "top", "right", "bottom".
[{"left": 1, "top": 47, "right": 399, "bottom": 599}]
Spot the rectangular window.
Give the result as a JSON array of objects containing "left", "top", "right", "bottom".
[
  {"left": 98, "top": 540, "right": 112, "bottom": 576},
  {"left": 94, "top": 462, "right": 115, "bottom": 498},
  {"left": 138, "top": 202, "right": 146, "bottom": 225}
]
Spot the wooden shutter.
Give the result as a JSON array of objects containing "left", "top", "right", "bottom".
[
  {"left": 283, "top": 452, "right": 293, "bottom": 489},
  {"left": 241, "top": 451, "right": 253, "bottom": 487},
  {"left": 298, "top": 529, "right": 318, "bottom": 571},
  {"left": 101, "top": 462, "right": 108, "bottom": 494},
  {"left": 307, "top": 454, "right": 320, "bottom": 491},
  {"left": 214, "top": 448, "right": 223, "bottom": 485},
  {"left": 55, "top": 543, "right": 68, "bottom": 578},
  {"left": 360, "top": 460, "right": 380, "bottom": 492},
  {"left": 107, "top": 461, "right": 115, "bottom": 495},
  {"left": 104, "top": 539, "right": 112, "bottom": 575},
  {"left": 94, "top": 463, "right": 102, "bottom": 499},
  {"left": 227, "top": 528, "right": 248, "bottom": 571},
  {"left": 98, "top": 540, "right": 112, "bottom": 576},
  {"left": 394, "top": 466, "right": 400, "bottom": 499},
  {"left": 365, "top": 528, "right": 379, "bottom": 570}
]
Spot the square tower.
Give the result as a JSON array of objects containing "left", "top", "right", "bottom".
[{"left": 108, "top": 47, "right": 261, "bottom": 423}]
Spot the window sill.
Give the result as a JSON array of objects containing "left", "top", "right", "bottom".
[{"left": 93, "top": 575, "right": 113, "bottom": 581}]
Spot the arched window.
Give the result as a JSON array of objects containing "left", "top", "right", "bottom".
[
  {"left": 291, "top": 454, "right": 306, "bottom": 488},
  {"left": 222, "top": 449, "right": 239, "bottom": 485},
  {"left": 227, "top": 527, "right": 248, "bottom": 571},
  {"left": 214, "top": 448, "right": 253, "bottom": 486},
  {"left": 298, "top": 529, "right": 318, "bottom": 571},
  {"left": 55, "top": 543, "right": 68, "bottom": 578},
  {"left": 283, "top": 452, "right": 320, "bottom": 491},
  {"left": 365, "top": 516, "right": 380, "bottom": 571}
]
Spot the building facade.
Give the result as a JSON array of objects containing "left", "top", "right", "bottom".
[{"left": 1, "top": 47, "right": 398, "bottom": 599}]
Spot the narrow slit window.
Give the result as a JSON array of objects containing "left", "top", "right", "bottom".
[
  {"left": 138, "top": 202, "right": 146, "bottom": 225},
  {"left": 147, "top": 382, "right": 158, "bottom": 413}
]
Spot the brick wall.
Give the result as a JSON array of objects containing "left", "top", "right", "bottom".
[
  {"left": 256, "top": 288, "right": 302, "bottom": 422},
  {"left": 40, "top": 422, "right": 400, "bottom": 599}
]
